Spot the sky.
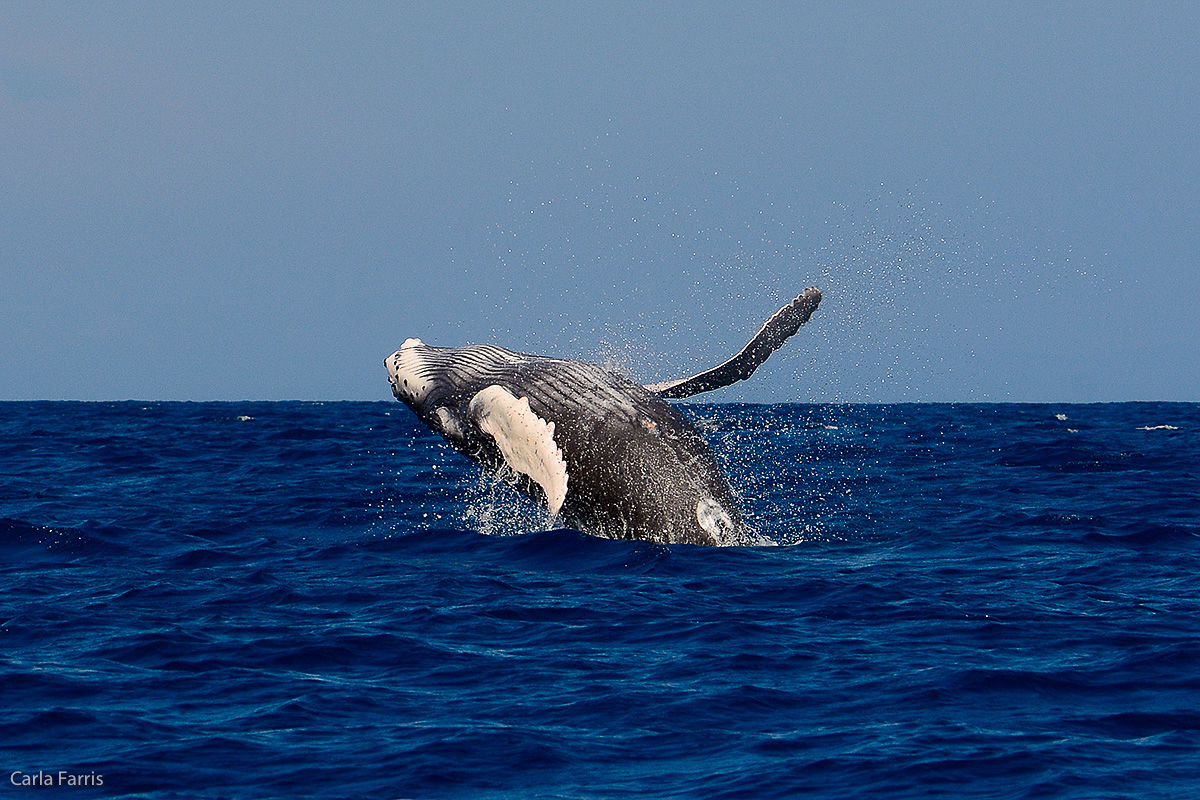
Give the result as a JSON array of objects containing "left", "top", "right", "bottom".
[{"left": 2, "top": 2, "right": 1197, "bottom": 402}]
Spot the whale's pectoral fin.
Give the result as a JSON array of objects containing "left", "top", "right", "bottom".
[
  {"left": 468, "top": 385, "right": 569, "bottom": 518},
  {"left": 646, "top": 287, "right": 822, "bottom": 399}
]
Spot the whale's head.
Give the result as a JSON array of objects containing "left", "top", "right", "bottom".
[
  {"left": 385, "top": 339, "right": 526, "bottom": 445},
  {"left": 386, "top": 340, "right": 526, "bottom": 406},
  {"left": 385, "top": 338, "right": 437, "bottom": 408}
]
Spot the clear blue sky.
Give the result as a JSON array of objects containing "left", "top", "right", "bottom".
[{"left": 3, "top": 2, "right": 1197, "bottom": 402}]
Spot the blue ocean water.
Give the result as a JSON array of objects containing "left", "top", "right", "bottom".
[{"left": 1, "top": 401, "right": 1198, "bottom": 798}]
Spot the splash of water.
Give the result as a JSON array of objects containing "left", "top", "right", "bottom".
[{"left": 459, "top": 472, "right": 557, "bottom": 538}]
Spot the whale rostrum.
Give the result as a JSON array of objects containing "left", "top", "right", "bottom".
[{"left": 386, "top": 287, "right": 821, "bottom": 546}]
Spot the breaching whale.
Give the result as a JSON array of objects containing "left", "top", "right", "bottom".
[{"left": 386, "top": 287, "right": 821, "bottom": 546}]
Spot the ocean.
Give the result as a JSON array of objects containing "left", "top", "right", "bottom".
[{"left": 1, "top": 400, "right": 1198, "bottom": 798}]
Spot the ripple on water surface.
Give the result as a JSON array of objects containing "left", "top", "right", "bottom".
[{"left": 0, "top": 401, "right": 1198, "bottom": 798}]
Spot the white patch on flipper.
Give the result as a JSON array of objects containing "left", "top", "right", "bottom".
[
  {"left": 696, "top": 497, "right": 735, "bottom": 544},
  {"left": 469, "top": 385, "right": 569, "bottom": 518}
]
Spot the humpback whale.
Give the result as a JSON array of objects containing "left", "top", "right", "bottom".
[{"left": 386, "top": 287, "right": 821, "bottom": 546}]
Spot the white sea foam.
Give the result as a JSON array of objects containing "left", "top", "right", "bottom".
[
  {"left": 460, "top": 472, "right": 553, "bottom": 538},
  {"left": 1138, "top": 424, "right": 1180, "bottom": 431}
]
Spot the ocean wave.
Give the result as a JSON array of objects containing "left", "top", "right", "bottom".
[{"left": 3, "top": 401, "right": 1199, "bottom": 798}]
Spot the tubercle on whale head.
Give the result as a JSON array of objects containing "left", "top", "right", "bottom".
[{"left": 384, "top": 338, "right": 433, "bottom": 406}]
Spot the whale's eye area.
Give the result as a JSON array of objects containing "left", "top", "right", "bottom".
[{"left": 435, "top": 407, "right": 466, "bottom": 443}]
